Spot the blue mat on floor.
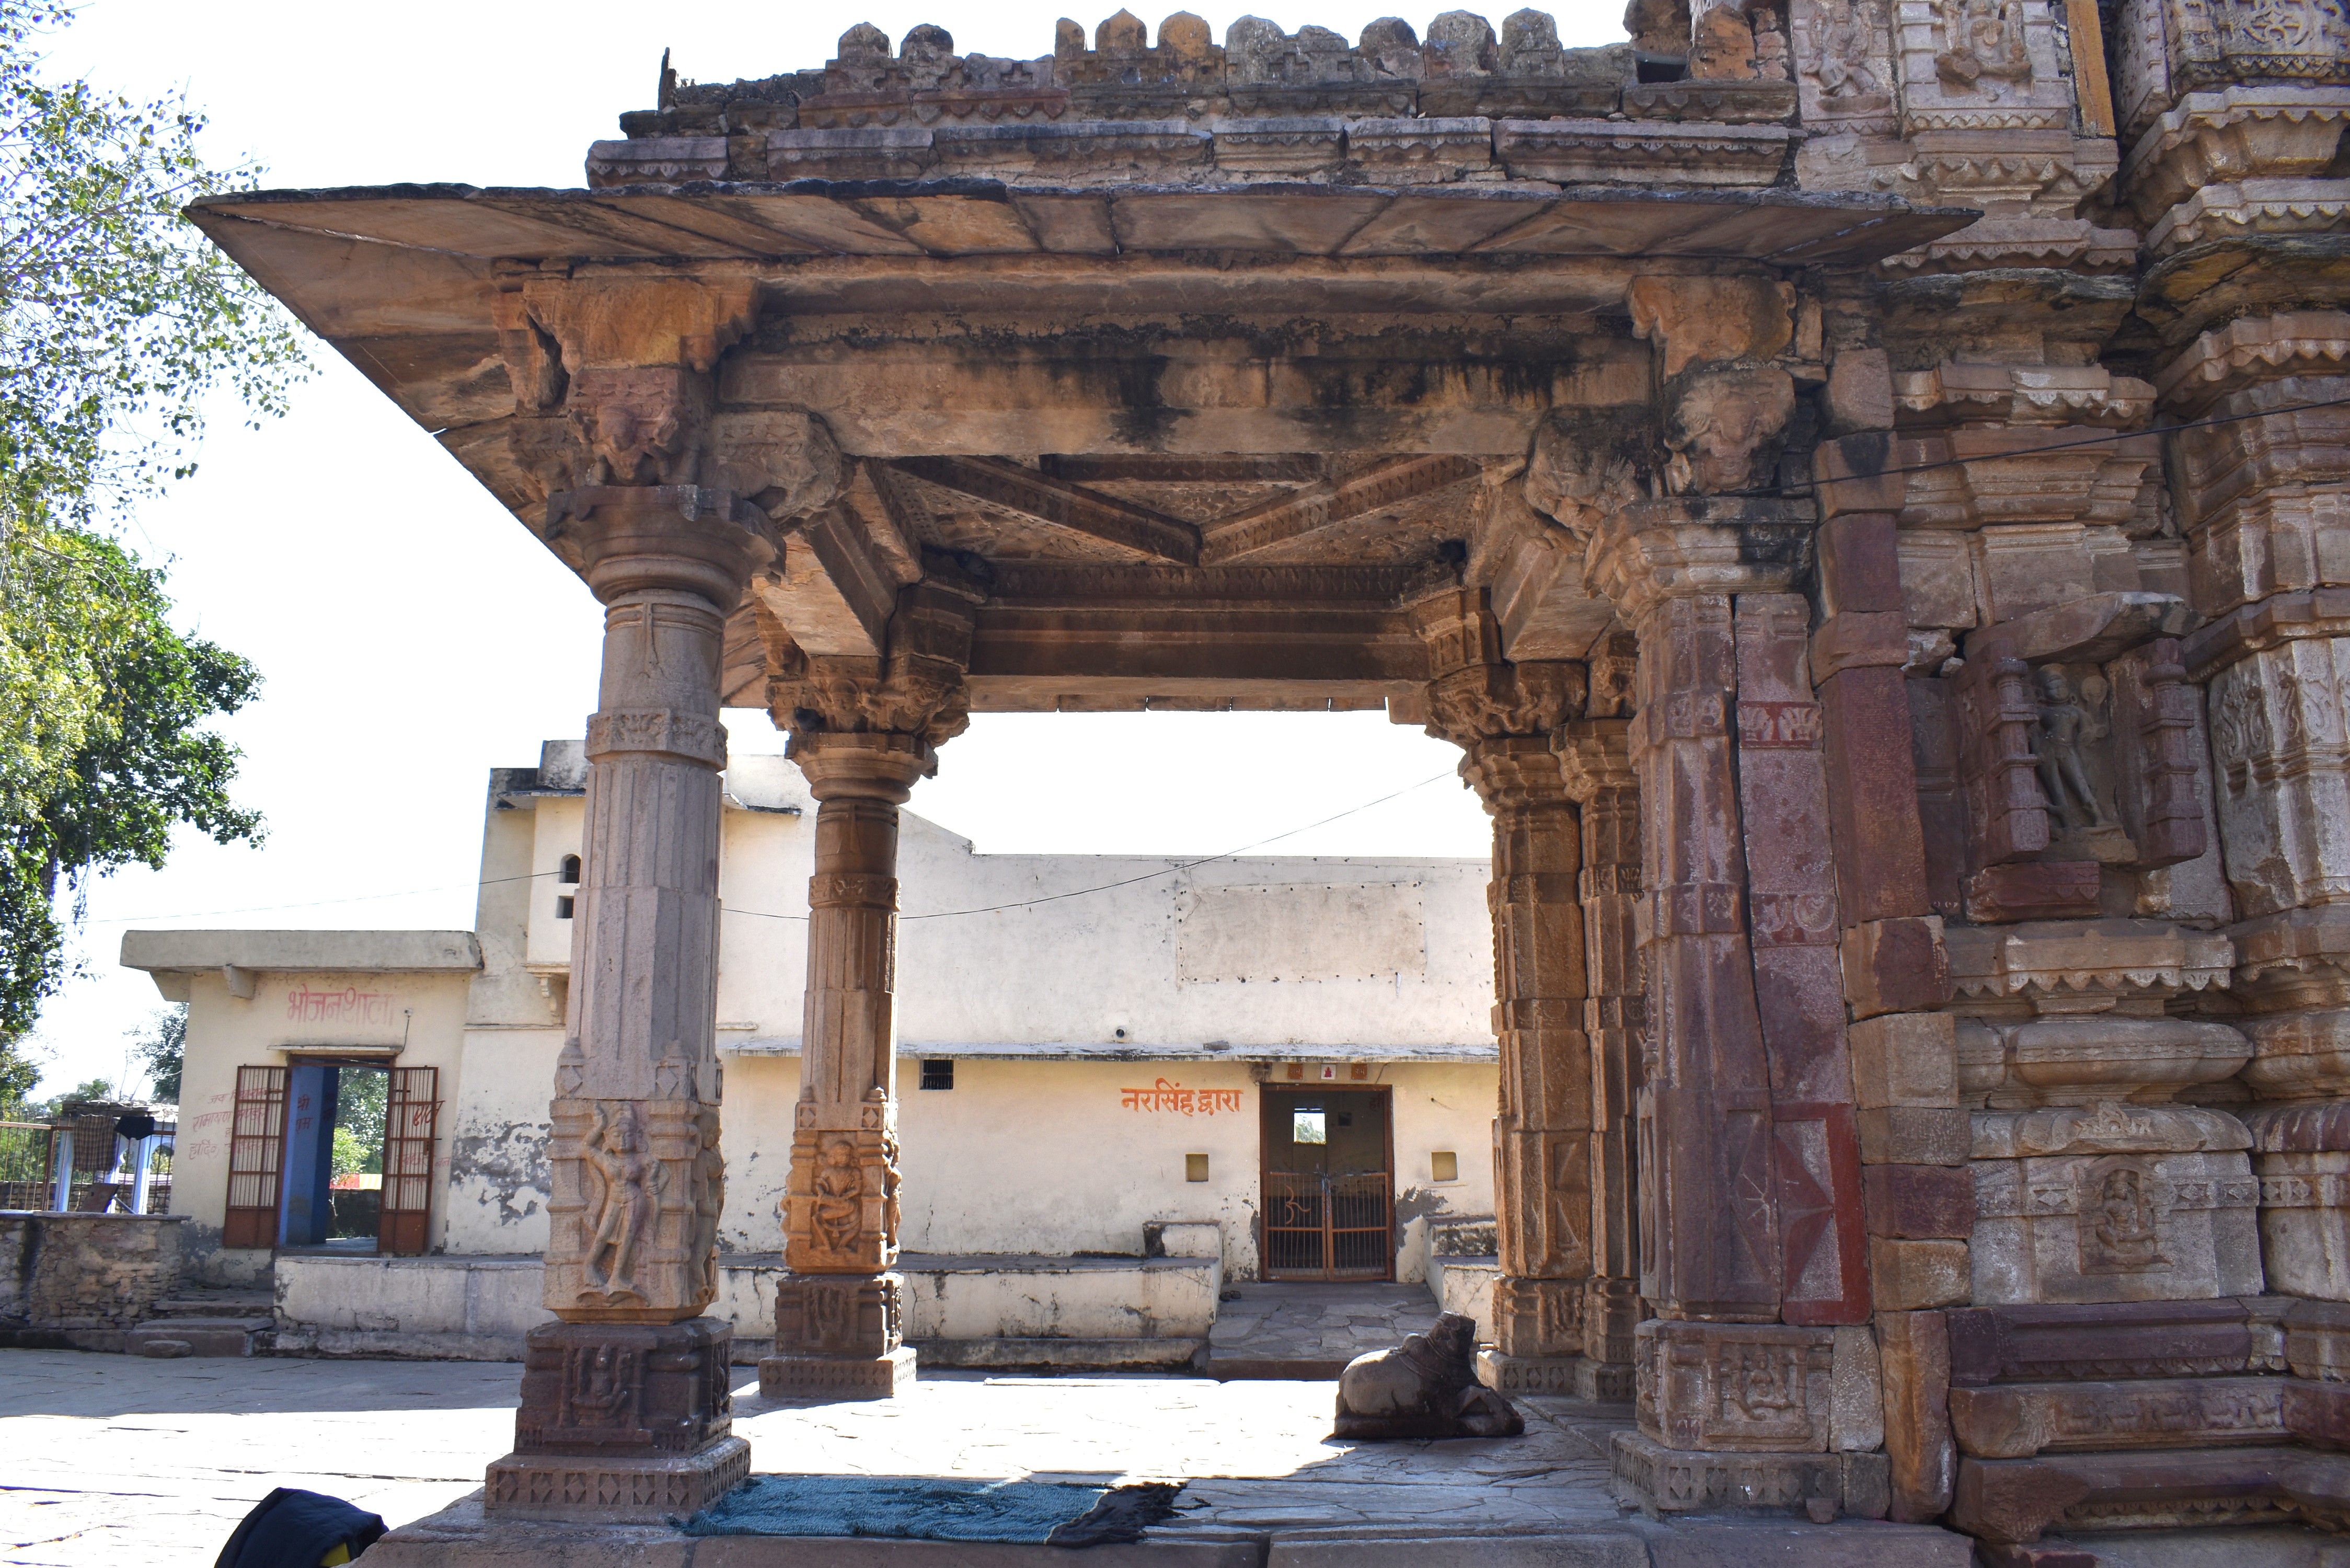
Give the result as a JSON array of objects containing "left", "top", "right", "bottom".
[{"left": 683, "top": 1475, "right": 1116, "bottom": 1543}]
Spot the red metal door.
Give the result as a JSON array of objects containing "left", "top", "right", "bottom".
[
  {"left": 223, "top": 1067, "right": 288, "bottom": 1249},
  {"left": 377, "top": 1067, "right": 439, "bottom": 1256}
]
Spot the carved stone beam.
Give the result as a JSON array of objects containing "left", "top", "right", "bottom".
[
  {"left": 967, "top": 562, "right": 1429, "bottom": 711},
  {"left": 1197, "top": 454, "right": 1482, "bottom": 566},
  {"left": 889, "top": 455, "right": 1201, "bottom": 566}
]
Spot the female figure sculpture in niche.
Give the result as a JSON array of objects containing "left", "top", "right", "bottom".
[
  {"left": 2033, "top": 666, "right": 2109, "bottom": 833},
  {"left": 582, "top": 1101, "right": 661, "bottom": 1302}
]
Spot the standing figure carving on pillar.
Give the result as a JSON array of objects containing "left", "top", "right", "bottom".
[
  {"left": 581, "top": 1102, "right": 660, "bottom": 1304},
  {"left": 2032, "top": 667, "right": 2109, "bottom": 833}
]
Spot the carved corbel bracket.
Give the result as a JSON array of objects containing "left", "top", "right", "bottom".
[
  {"left": 1585, "top": 498, "right": 1814, "bottom": 625},
  {"left": 1558, "top": 717, "right": 1638, "bottom": 804},
  {"left": 497, "top": 275, "right": 762, "bottom": 492},
  {"left": 770, "top": 557, "right": 989, "bottom": 756}
]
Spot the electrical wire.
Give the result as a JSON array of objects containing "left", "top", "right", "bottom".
[
  {"left": 729, "top": 769, "right": 1461, "bottom": 924},
  {"left": 84, "top": 770, "right": 1461, "bottom": 928}
]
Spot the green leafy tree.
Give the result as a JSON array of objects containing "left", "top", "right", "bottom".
[
  {"left": 130, "top": 1002, "right": 183, "bottom": 1102},
  {"left": 332, "top": 1070, "right": 386, "bottom": 1177},
  {"left": 0, "top": 4, "right": 304, "bottom": 1087}
]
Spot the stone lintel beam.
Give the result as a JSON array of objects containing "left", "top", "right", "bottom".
[
  {"left": 965, "top": 563, "right": 1430, "bottom": 702},
  {"left": 890, "top": 456, "right": 1200, "bottom": 565},
  {"left": 1197, "top": 454, "right": 1483, "bottom": 566}
]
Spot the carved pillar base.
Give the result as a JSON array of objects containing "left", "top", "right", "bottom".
[
  {"left": 486, "top": 1318, "right": 745, "bottom": 1523},
  {"left": 1478, "top": 1351, "right": 1636, "bottom": 1402},
  {"left": 758, "top": 1271, "right": 916, "bottom": 1400},
  {"left": 1611, "top": 1319, "right": 1889, "bottom": 1520}
]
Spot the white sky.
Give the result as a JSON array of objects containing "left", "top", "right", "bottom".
[{"left": 25, "top": 0, "right": 1629, "bottom": 1100}]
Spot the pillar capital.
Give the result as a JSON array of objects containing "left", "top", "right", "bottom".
[
  {"left": 1557, "top": 718, "right": 1637, "bottom": 804},
  {"left": 770, "top": 560, "right": 987, "bottom": 759},
  {"left": 787, "top": 730, "right": 937, "bottom": 805},
  {"left": 1460, "top": 733, "right": 1575, "bottom": 815},
  {"left": 548, "top": 485, "right": 778, "bottom": 611}
]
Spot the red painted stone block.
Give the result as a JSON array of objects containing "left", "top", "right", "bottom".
[
  {"left": 1820, "top": 667, "right": 1933, "bottom": 925},
  {"left": 1962, "top": 861, "right": 2102, "bottom": 924},
  {"left": 1841, "top": 916, "right": 1952, "bottom": 1019},
  {"left": 1774, "top": 1100, "right": 1872, "bottom": 1326}
]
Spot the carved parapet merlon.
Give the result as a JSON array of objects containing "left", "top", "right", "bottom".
[{"left": 2112, "top": 0, "right": 2350, "bottom": 150}]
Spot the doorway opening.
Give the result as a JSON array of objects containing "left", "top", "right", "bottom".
[
  {"left": 1259, "top": 1086, "right": 1394, "bottom": 1282},
  {"left": 227, "top": 1059, "right": 438, "bottom": 1255}
]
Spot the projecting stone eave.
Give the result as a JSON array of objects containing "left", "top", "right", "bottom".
[{"left": 188, "top": 178, "right": 1977, "bottom": 272}]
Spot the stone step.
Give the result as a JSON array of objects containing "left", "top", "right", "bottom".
[
  {"left": 149, "top": 1294, "right": 271, "bottom": 1319},
  {"left": 126, "top": 1316, "right": 273, "bottom": 1358},
  {"left": 1205, "top": 1355, "right": 1347, "bottom": 1380}
]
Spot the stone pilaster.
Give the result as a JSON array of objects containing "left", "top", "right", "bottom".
[
  {"left": 1558, "top": 712, "right": 1642, "bottom": 1398},
  {"left": 490, "top": 483, "right": 774, "bottom": 1519},
  {"left": 759, "top": 562, "right": 982, "bottom": 1399},
  {"left": 1407, "top": 590, "right": 1595, "bottom": 1397},
  {"left": 1591, "top": 495, "right": 1906, "bottom": 1517}
]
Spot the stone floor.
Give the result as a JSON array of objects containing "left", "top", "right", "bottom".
[
  {"left": 1205, "top": 1281, "right": 1438, "bottom": 1376},
  {"left": 20, "top": 1348, "right": 2336, "bottom": 1567},
  {"left": 0, "top": 1348, "right": 1941, "bottom": 1567}
]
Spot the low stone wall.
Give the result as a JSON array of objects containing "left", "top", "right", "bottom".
[
  {"left": 270, "top": 1247, "right": 1223, "bottom": 1366},
  {"left": 272, "top": 1253, "right": 552, "bottom": 1360},
  {"left": 0, "top": 1212, "right": 188, "bottom": 1348},
  {"left": 1429, "top": 1253, "right": 1499, "bottom": 1342}
]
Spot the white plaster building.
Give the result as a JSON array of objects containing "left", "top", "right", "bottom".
[{"left": 123, "top": 740, "right": 1501, "bottom": 1363}]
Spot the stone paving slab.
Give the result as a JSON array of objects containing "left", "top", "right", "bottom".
[{"left": 1205, "top": 1283, "right": 1438, "bottom": 1373}]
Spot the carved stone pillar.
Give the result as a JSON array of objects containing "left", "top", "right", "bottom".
[
  {"left": 758, "top": 564, "right": 981, "bottom": 1399},
  {"left": 1558, "top": 709, "right": 1642, "bottom": 1398},
  {"left": 486, "top": 485, "right": 773, "bottom": 1520},
  {"left": 1591, "top": 495, "right": 1905, "bottom": 1517},
  {"left": 1407, "top": 591, "right": 1592, "bottom": 1395}
]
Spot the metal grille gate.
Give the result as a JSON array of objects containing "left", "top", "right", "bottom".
[
  {"left": 1262, "top": 1170, "right": 1393, "bottom": 1282},
  {"left": 379, "top": 1066, "right": 440, "bottom": 1256},
  {"left": 223, "top": 1066, "right": 288, "bottom": 1248}
]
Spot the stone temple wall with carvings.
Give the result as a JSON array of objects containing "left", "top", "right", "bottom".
[{"left": 187, "top": 0, "right": 2350, "bottom": 1550}]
